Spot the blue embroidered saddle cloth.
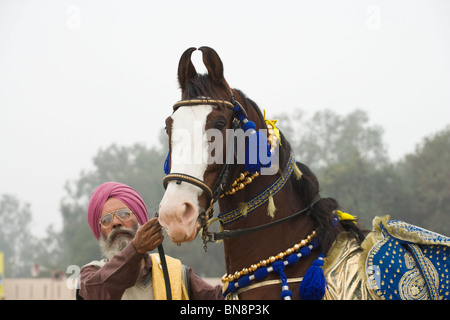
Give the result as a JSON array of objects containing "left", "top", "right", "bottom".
[{"left": 364, "top": 216, "right": 450, "bottom": 300}]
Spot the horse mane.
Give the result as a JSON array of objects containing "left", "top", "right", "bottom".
[{"left": 183, "top": 76, "right": 367, "bottom": 254}]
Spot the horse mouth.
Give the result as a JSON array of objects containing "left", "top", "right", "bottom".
[
  {"left": 168, "top": 223, "right": 199, "bottom": 243},
  {"left": 159, "top": 212, "right": 200, "bottom": 244}
]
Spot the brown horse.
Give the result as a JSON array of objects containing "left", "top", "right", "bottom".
[{"left": 158, "top": 46, "right": 367, "bottom": 300}]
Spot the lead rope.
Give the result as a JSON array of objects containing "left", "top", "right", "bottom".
[{"left": 154, "top": 212, "right": 172, "bottom": 300}]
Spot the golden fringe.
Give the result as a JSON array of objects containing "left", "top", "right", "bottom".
[
  {"left": 293, "top": 163, "right": 303, "bottom": 180},
  {"left": 357, "top": 216, "right": 388, "bottom": 273},
  {"left": 356, "top": 215, "right": 393, "bottom": 300},
  {"left": 239, "top": 202, "right": 249, "bottom": 217},
  {"left": 370, "top": 215, "right": 448, "bottom": 246},
  {"left": 267, "top": 193, "right": 277, "bottom": 218}
]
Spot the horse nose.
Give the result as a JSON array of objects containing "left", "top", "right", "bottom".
[
  {"left": 158, "top": 197, "right": 199, "bottom": 243},
  {"left": 180, "top": 202, "right": 196, "bottom": 224}
]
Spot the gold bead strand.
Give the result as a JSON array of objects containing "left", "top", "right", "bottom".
[
  {"left": 221, "top": 230, "right": 316, "bottom": 283},
  {"left": 220, "top": 172, "right": 260, "bottom": 198}
]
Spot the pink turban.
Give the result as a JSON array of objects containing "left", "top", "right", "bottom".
[{"left": 87, "top": 182, "right": 149, "bottom": 240}]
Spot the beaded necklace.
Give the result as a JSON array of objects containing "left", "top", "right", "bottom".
[{"left": 222, "top": 230, "right": 325, "bottom": 300}]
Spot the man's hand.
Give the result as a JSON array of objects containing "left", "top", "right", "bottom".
[{"left": 132, "top": 217, "right": 164, "bottom": 254}]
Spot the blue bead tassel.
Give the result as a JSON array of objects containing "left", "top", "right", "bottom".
[
  {"left": 233, "top": 104, "right": 272, "bottom": 173},
  {"left": 245, "top": 129, "right": 272, "bottom": 173},
  {"left": 164, "top": 151, "right": 170, "bottom": 174},
  {"left": 298, "top": 253, "right": 327, "bottom": 300},
  {"left": 272, "top": 260, "right": 292, "bottom": 300}
]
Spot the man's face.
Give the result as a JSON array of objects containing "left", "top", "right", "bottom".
[{"left": 99, "top": 198, "right": 140, "bottom": 259}]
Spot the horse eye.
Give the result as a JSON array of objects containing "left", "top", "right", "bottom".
[{"left": 214, "top": 120, "right": 226, "bottom": 131}]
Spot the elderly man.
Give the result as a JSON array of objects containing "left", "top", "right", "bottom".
[{"left": 77, "top": 181, "right": 222, "bottom": 300}]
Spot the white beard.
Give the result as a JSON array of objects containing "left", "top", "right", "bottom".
[{"left": 99, "top": 225, "right": 138, "bottom": 260}]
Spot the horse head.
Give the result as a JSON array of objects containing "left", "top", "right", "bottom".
[{"left": 158, "top": 46, "right": 273, "bottom": 244}]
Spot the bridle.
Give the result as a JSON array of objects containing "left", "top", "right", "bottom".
[{"left": 162, "top": 95, "right": 320, "bottom": 250}]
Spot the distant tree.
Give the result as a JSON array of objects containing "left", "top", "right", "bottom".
[
  {"left": 277, "top": 109, "right": 389, "bottom": 174},
  {"left": 318, "top": 153, "right": 406, "bottom": 230},
  {"left": 0, "top": 194, "right": 39, "bottom": 277},
  {"left": 394, "top": 126, "right": 450, "bottom": 235},
  {"left": 277, "top": 108, "right": 449, "bottom": 235},
  {"left": 276, "top": 109, "right": 392, "bottom": 228}
]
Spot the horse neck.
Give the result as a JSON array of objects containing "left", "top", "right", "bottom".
[{"left": 217, "top": 166, "right": 316, "bottom": 275}]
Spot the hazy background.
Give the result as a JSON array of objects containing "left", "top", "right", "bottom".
[{"left": 1, "top": 0, "right": 449, "bottom": 237}]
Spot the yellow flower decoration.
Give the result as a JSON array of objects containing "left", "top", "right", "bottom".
[
  {"left": 335, "top": 210, "right": 357, "bottom": 225},
  {"left": 263, "top": 109, "right": 282, "bottom": 146}
]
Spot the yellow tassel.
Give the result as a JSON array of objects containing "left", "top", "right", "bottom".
[
  {"left": 239, "top": 202, "right": 249, "bottom": 217},
  {"left": 267, "top": 193, "right": 277, "bottom": 218},
  {"left": 293, "top": 163, "right": 303, "bottom": 180},
  {"left": 335, "top": 210, "right": 357, "bottom": 225}
]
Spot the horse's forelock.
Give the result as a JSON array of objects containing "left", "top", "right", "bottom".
[{"left": 182, "top": 74, "right": 231, "bottom": 100}]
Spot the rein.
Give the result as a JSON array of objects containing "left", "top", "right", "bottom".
[
  {"left": 156, "top": 243, "right": 172, "bottom": 300},
  {"left": 154, "top": 212, "right": 172, "bottom": 300},
  {"left": 213, "top": 194, "right": 321, "bottom": 241}
]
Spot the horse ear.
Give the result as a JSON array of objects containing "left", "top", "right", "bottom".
[
  {"left": 178, "top": 47, "right": 197, "bottom": 91},
  {"left": 198, "top": 46, "right": 226, "bottom": 85}
]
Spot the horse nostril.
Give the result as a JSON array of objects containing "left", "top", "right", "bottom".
[{"left": 181, "top": 202, "right": 196, "bottom": 224}]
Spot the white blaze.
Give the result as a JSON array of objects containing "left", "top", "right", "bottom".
[
  {"left": 158, "top": 105, "right": 213, "bottom": 243},
  {"left": 170, "top": 106, "right": 212, "bottom": 178}
]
